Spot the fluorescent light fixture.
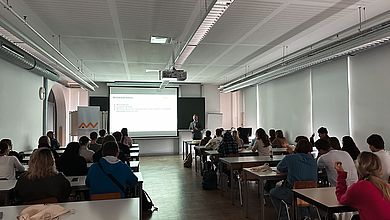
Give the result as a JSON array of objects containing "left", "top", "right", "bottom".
[
  {"left": 150, "top": 36, "right": 171, "bottom": 44},
  {"left": 175, "top": 0, "right": 235, "bottom": 66}
]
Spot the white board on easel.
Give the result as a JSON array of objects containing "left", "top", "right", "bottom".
[{"left": 207, "top": 112, "right": 223, "bottom": 133}]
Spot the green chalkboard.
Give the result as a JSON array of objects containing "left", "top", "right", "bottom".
[{"left": 177, "top": 97, "right": 205, "bottom": 130}]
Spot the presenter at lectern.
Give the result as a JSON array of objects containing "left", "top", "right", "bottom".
[{"left": 189, "top": 114, "right": 202, "bottom": 140}]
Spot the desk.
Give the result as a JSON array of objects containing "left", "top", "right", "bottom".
[
  {"left": 205, "top": 149, "right": 259, "bottom": 157},
  {"left": 292, "top": 187, "right": 356, "bottom": 220},
  {"left": 271, "top": 148, "right": 288, "bottom": 155},
  {"left": 129, "top": 152, "right": 139, "bottom": 161},
  {"left": 194, "top": 146, "right": 207, "bottom": 173},
  {"left": 182, "top": 140, "right": 200, "bottom": 160},
  {"left": 219, "top": 155, "right": 284, "bottom": 204},
  {"left": 0, "top": 198, "right": 139, "bottom": 220},
  {"left": 131, "top": 143, "right": 139, "bottom": 148},
  {"left": 243, "top": 168, "right": 286, "bottom": 220},
  {"left": 0, "top": 172, "right": 144, "bottom": 212}
]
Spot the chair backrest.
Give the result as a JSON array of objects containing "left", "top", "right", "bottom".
[
  {"left": 293, "top": 181, "right": 317, "bottom": 207},
  {"left": 90, "top": 192, "right": 121, "bottom": 201},
  {"left": 24, "top": 197, "right": 58, "bottom": 205}
]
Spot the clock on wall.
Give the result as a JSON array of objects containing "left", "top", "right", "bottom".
[{"left": 39, "top": 87, "right": 46, "bottom": 100}]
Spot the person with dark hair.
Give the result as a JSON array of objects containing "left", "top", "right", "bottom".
[
  {"left": 96, "top": 129, "right": 106, "bottom": 145},
  {"left": 272, "top": 130, "right": 289, "bottom": 148},
  {"left": 14, "top": 148, "right": 71, "bottom": 203},
  {"left": 335, "top": 152, "right": 390, "bottom": 219},
  {"left": 367, "top": 134, "right": 390, "bottom": 181},
  {"left": 88, "top": 131, "right": 101, "bottom": 153},
  {"left": 93, "top": 135, "right": 117, "bottom": 163},
  {"left": 341, "top": 136, "right": 360, "bottom": 161},
  {"left": 37, "top": 136, "right": 59, "bottom": 160},
  {"left": 252, "top": 128, "right": 271, "bottom": 156},
  {"left": 315, "top": 139, "right": 357, "bottom": 187},
  {"left": 329, "top": 137, "right": 342, "bottom": 150},
  {"left": 46, "top": 131, "right": 60, "bottom": 150},
  {"left": 218, "top": 131, "right": 238, "bottom": 157},
  {"left": 270, "top": 139, "right": 317, "bottom": 219},
  {"left": 269, "top": 129, "right": 276, "bottom": 143},
  {"left": 0, "top": 138, "right": 22, "bottom": 162},
  {"left": 200, "top": 130, "right": 212, "bottom": 146},
  {"left": 120, "top": 128, "right": 133, "bottom": 147},
  {"left": 205, "top": 129, "right": 223, "bottom": 150},
  {"left": 0, "top": 141, "right": 24, "bottom": 180},
  {"left": 57, "top": 142, "right": 87, "bottom": 176},
  {"left": 189, "top": 114, "right": 203, "bottom": 140},
  {"left": 310, "top": 127, "right": 330, "bottom": 145},
  {"left": 79, "top": 136, "right": 94, "bottom": 163},
  {"left": 112, "top": 131, "right": 130, "bottom": 162},
  {"left": 232, "top": 130, "right": 244, "bottom": 149},
  {"left": 86, "top": 141, "right": 138, "bottom": 198}
]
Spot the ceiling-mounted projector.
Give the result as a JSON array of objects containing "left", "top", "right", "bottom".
[{"left": 159, "top": 69, "right": 187, "bottom": 81}]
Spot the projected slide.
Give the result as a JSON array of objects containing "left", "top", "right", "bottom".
[{"left": 110, "top": 87, "right": 177, "bottom": 137}]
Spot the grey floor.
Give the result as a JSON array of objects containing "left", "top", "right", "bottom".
[{"left": 140, "top": 155, "right": 277, "bottom": 220}]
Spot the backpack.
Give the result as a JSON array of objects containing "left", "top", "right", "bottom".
[
  {"left": 202, "top": 162, "right": 217, "bottom": 190},
  {"left": 183, "top": 153, "right": 192, "bottom": 168},
  {"left": 142, "top": 190, "right": 158, "bottom": 212}
]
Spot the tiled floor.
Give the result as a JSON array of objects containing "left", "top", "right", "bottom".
[{"left": 140, "top": 155, "right": 277, "bottom": 220}]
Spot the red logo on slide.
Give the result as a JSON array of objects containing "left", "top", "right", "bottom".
[{"left": 79, "top": 122, "right": 98, "bottom": 129}]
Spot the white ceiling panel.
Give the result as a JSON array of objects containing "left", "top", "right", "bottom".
[
  {"left": 116, "top": 0, "right": 198, "bottom": 39},
  {"left": 61, "top": 37, "right": 122, "bottom": 61},
  {"left": 124, "top": 40, "right": 171, "bottom": 64},
  {"left": 12, "top": 0, "right": 389, "bottom": 85},
  {"left": 23, "top": 0, "right": 115, "bottom": 37},
  {"left": 202, "top": 1, "right": 283, "bottom": 44}
]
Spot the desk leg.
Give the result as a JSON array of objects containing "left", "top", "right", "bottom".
[
  {"left": 230, "top": 167, "right": 234, "bottom": 205},
  {"left": 259, "top": 180, "right": 265, "bottom": 220},
  {"left": 292, "top": 191, "right": 298, "bottom": 220},
  {"left": 182, "top": 141, "right": 185, "bottom": 160},
  {"left": 195, "top": 149, "right": 198, "bottom": 173},
  {"left": 245, "top": 172, "right": 249, "bottom": 218},
  {"left": 139, "top": 182, "right": 143, "bottom": 216}
]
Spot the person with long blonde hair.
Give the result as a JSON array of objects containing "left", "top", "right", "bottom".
[
  {"left": 335, "top": 151, "right": 390, "bottom": 220},
  {"left": 14, "top": 148, "right": 71, "bottom": 203}
]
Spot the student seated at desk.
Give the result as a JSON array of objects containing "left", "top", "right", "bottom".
[
  {"left": 270, "top": 139, "right": 317, "bottom": 220},
  {"left": 0, "top": 142, "right": 24, "bottom": 180},
  {"left": 0, "top": 138, "right": 22, "bottom": 162},
  {"left": 335, "top": 152, "right": 390, "bottom": 220},
  {"left": 217, "top": 131, "right": 238, "bottom": 157},
  {"left": 14, "top": 148, "right": 71, "bottom": 203},
  {"left": 79, "top": 136, "right": 94, "bottom": 163},
  {"left": 251, "top": 128, "right": 271, "bottom": 156},
  {"left": 200, "top": 130, "right": 212, "bottom": 146},
  {"left": 88, "top": 131, "right": 102, "bottom": 153},
  {"left": 86, "top": 141, "right": 138, "bottom": 198},
  {"left": 205, "top": 129, "right": 223, "bottom": 150},
  {"left": 38, "top": 136, "right": 59, "bottom": 161},
  {"left": 93, "top": 135, "right": 116, "bottom": 163},
  {"left": 272, "top": 130, "right": 289, "bottom": 148},
  {"left": 57, "top": 142, "right": 87, "bottom": 176},
  {"left": 232, "top": 130, "right": 244, "bottom": 149},
  {"left": 315, "top": 139, "right": 357, "bottom": 187},
  {"left": 367, "top": 134, "right": 390, "bottom": 181},
  {"left": 112, "top": 131, "right": 130, "bottom": 163}
]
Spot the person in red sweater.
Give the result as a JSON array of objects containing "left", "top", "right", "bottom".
[{"left": 335, "top": 151, "right": 390, "bottom": 220}]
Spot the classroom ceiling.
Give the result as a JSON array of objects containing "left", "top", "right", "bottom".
[{"left": 12, "top": 0, "right": 390, "bottom": 85}]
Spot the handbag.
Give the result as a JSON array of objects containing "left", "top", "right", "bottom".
[{"left": 97, "top": 162, "right": 133, "bottom": 197}]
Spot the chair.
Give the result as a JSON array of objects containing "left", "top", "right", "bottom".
[
  {"left": 277, "top": 181, "right": 321, "bottom": 220},
  {"left": 90, "top": 192, "right": 121, "bottom": 201},
  {"left": 24, "top": 197, "right": 58, "bottom": 205}
]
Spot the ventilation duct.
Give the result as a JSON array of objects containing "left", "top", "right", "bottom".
[{"left": 0, "top": 35, "right": 59, "bottom": 81}]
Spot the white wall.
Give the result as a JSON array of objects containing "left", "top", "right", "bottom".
[
  {"left": 0, "top": 59, "right": 43, "bottom": 151},
  {"left": 311, "top": 58, "right": 349, "bottom": 139},
  {"left": 349, "top": 43, "right": 390, "bottom": 151},
  {"left": 258, "top": 69, "right": 312, "bottom": 142}
]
